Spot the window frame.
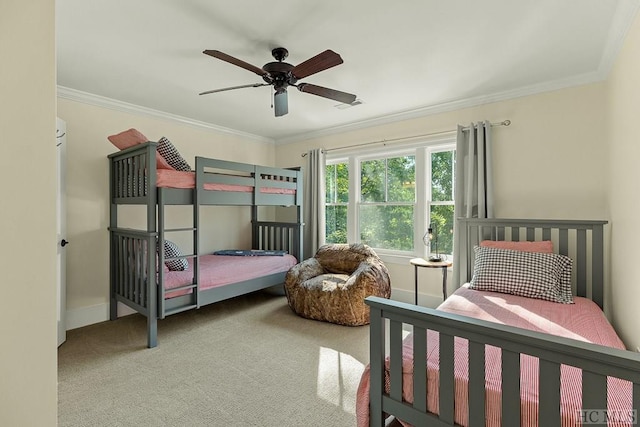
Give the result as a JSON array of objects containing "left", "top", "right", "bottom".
[{"left": 325, "top": 136, "right": 455, "bottom": 263}]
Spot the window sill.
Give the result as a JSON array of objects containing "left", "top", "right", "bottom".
[{"left": 378, "top": 253, "right": 417, "bottom": 265}]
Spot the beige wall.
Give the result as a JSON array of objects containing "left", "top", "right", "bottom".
[
  {"left": 57, "top": 98, "right": 277, "bottom": 323},
  {"left": 276, "top": 84, "right": 609, "bottom": 304},
  {"left": 0, "top": 0, "right": 58, "bottom": 425},
  {"left": 606, "top": 11, "right": 640, "bottom": 351}
]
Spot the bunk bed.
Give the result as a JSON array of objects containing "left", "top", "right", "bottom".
[
  {"left": 108, "top": 141, "right": 303, "bottom": 348},
  {"left": 358, "top": 218, "right": 640, "bottom": 427}
]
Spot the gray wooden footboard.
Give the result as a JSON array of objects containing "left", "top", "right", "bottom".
[
  {"left": 366, "top": 297, "right": 640, "bottom": 426},
  {"left": 365, "top": 218, "right": 640, "bottom": 426}
]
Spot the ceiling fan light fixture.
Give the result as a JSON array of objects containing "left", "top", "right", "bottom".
[{"left": 274, "top": 90, "right": 288, "bottom": 117}]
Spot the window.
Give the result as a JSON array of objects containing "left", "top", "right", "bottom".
[
  {"left": 325, "top": 162, "right": 348, "bottom": 244},
  {"left": 429, "top": 149, "right": 455, "bottom": 257},
  {"left": 325, "top": 141, "right": 455, "bottom": 258},
  {"left": 360, "top": 155, "right": 415, "bottom": 251}
]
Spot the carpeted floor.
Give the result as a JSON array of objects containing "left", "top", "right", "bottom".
[{"left": 58, "top": 292, "right": 373, "bottom": 427}]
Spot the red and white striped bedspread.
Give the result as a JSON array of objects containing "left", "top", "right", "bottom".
[
  {"left": 163, "top": 254, "right": 297, "bottom": 299},
  {"left": 157, "top": 169, "right": 296, "bottom": 194},
  {"left": 356, "top": 285, "right": 633, "bottom": 427}
]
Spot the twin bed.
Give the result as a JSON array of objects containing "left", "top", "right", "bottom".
[
  {"left": 108, "top": 139, "right": 303, "bottom": 348},
  {"left": 359, "top": 218, "right": 640, "bottom": 426}
]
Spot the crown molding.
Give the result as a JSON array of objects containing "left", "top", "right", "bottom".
[
  {"left": 275, "top": 70, "right": 603, "bottom": 145},
  {"left": 597, "top": 0, "right": 640, "bottom": 78},
  {"left": 56, "top": 86, "right": 274, "bottom": 144}
]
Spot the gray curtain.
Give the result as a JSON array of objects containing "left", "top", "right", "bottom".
[
  {"left": 303, "top": 148, "right": 326, "bottom": 258},
  {"left": 452, "top": 121, "right": 494, "bottom": 286}
]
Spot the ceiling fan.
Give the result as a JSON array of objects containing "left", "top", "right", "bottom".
[{"left": 199, "top": 47, "right": 357, "bottom": 117}]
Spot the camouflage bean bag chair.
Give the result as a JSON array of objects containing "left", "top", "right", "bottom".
[{"left": 284, "top": 243, "right": 391, "bottom": 326}]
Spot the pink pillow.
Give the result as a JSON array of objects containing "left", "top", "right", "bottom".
[
  {"left": 479, "top": 240, "right": 553, "bottom": 253},
  {"left": 107, "top": 128, "right": 174, "bottom": 170}
]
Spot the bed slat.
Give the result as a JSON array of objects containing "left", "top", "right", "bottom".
[
  {"left": 468, "top": 341, "right": 485, "bottom": 427},
  {"left": 413, "top": 326, "right": 428, "bottom": 413},
  {"left": 511, "top": 226, "right": 520, "bottom": 241},
  {"left": 559, "top": 228, "right": 569, "bottom": 256},
  {"left": 577, "top": 229, "right": 587, "bottom": 298},
  {"left": 439, "top": 333, "right": 455, "bottom": 424},
  {"left": 539, "top": 359, "right": 561, "bottom": 426},
  {"left": 369, "top": 305, "right": 384, "bottom": 427},
  {"left": 582, "top": 370, "right": 607, "bottom": 418},
  {"left": 501, "top": 349, "right": 520, "bottom": 426},
  {"left": 634, "top": 383, "right": 640, "bottom": 422},
  {"left": 390, "top": 320, "right": 403, "bottom": 401},
  {"left": 592, "top": 224, "right": 604, "bottom": 308},
  {"left": 526, "top": 226, "right": 535, "bottom": 241}
]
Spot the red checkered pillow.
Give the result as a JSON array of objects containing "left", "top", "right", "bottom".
[{"left": 469, "top": 246, "right": 573, "bottom": 304}]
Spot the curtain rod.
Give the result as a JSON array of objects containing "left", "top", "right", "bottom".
[{"left": 301, "top": 119, "right": 511, "bottom": 157}]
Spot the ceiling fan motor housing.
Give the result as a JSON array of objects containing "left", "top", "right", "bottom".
[{"left": 262, "top": 61, "right": 296, "bottom": 88}]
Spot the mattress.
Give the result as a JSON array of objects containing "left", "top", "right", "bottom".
[
  {"left": 356, "top": 285, "right": 633, "bottom": 427},
  {"left": 163, "top": 253, "right": 297, "bottom": 299},
  {"left": 156, "top": 169, "right": 296, "bottom": 194}
]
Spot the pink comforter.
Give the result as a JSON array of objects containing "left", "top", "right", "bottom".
[
  {"left": 157, "top": 169, "right": 296, "bottom": 194},
  {"left": 163, "top": 254, "right": 297, "bottom": 299},
  {"left": 356, "top": 285, "right": 633, "bottom": 427}
]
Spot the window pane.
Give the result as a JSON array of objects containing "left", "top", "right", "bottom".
[
  {"left": 360, "top": 205, "right": 414, "bottom": 251},
  {"left": 325, "top": 163, "right": 349, "bottom": 204},
  {"left": 429, "top": 204, "right": 454, "bottom": 256},
  {"left": 336, "top": 163, "right": 349, "bottom": 203},
  {"left": 361, "top": 159, "right": 385, "bottom": 202},
  {"left": 325, "top": 164, "right": 336, "bottom": 204},
  {"left": 326, "top": 205, "right": 347, "bottom": 244},
  {"left": 431, "top": 151, "right": 454, "bottom": 202},
  {"left": 387, "top": 156, "right": 415, "bottom": 202}
]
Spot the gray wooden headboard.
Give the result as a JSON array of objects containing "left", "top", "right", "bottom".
[{"left": 457, "top": 218, "right": 608, "bottom": 308}]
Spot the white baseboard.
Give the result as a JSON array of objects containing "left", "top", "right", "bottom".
[
  {"left": 66, "top": 302, "right": 136, "bottom": 331},
  {"left": 66, "top": 289, "right": 440, "bottom": 331}
]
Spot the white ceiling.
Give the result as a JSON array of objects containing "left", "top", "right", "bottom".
[{"left": 56, "top": 0, "right": 639, "bottom": 143}]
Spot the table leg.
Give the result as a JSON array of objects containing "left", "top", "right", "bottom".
[
  {"left": 442, "top": 266, "right": 448, "bottom": 300},
  {"left": 414, "top": 265, "right": 419, "bottom": 305}
]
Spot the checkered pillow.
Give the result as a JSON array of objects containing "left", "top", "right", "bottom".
[
  {"left": 162, "top": 240, "right": 188, "bottom": 271},
  {"left": 469, "top": 246, "right": 573, "bottom": 304},
  {"left": 157, "top": 136, "right": 192, "bottom": 171}
]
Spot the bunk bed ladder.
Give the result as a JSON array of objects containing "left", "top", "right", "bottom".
[{"left": 157, "top": 190, "right": 199, "bottom": 318}]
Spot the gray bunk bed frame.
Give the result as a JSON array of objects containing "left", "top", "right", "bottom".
[
  {"left": 108, "top": 141, "right": 303, "bottom": 348},
  {"left": 366, "top": 218, "right": 640, "bottom": 426}
]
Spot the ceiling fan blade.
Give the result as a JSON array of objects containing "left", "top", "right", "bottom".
[
  {"left": 290, "top": 50, "right": 343, "bottom": 80},
  {"left": 274, "top": 90, "right": 288, "bottom": 117},
  {"left": 297, "top": 83, "right": 357, "bottom": 105},
  {"left": 199, "top": 83, "right": 269, "bottom": 95},
  {"left": 203, "top": 50, "right": 266, "bottom": 76}
]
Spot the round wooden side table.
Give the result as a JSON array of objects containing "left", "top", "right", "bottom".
[{"left": 409, "top": 258, "right": 453, "bottom": 305}]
